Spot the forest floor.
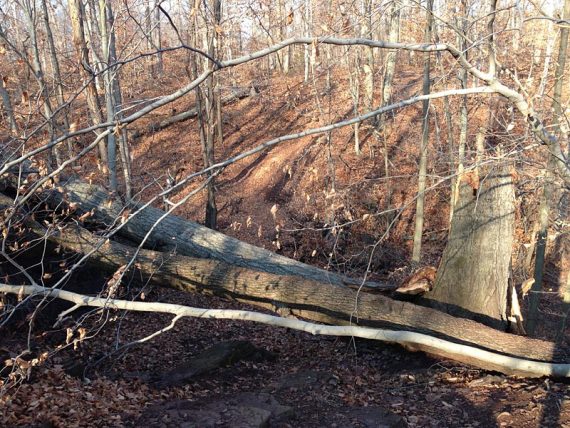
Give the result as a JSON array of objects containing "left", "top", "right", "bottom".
[{"left": 2, "top": 64, "right": 570, "bottom": 426}]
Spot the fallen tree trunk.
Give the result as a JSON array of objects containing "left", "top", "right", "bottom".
[
  {"left": 41, "top": 177, "right": 390, "bottom": 289},
  {"left": 3, "top": 282, "right": 570, "bottom": 378},
  {"left": 2, "top": 191, "right": 564, "bottom": 372},
  {"left": 131, "top": 86, "right": 254, "bottom": 138}
]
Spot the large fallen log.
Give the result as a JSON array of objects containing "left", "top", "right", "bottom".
[
  {"left": 2, "top": 191, "right": 564, "bottom": 374},
  {"left": 42, "top": 177, "right": 390, "bottom": 290},
  {"left": 131, "top": 86, "right": 255, "bottom": 138}
]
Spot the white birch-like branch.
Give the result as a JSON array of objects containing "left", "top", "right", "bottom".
[{"left": 1, "top": 283, "right": 569, "bottom": 378}]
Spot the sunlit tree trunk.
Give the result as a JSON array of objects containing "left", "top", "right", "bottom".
[
  {"left": 411, "top": 0, "right": 433, "bottom": 263},
  {"left": 448, "top": 0, "right": 469, "bottom": 222},
  {"left": 21, "top": 0, "right": 61, "bottom": 167},
  {"left": 537, "top": 22, "right": 556, "bottom": 100},
  {"left": 199, "top": 0, "right": 222, "bottom": 230},
  {"left": 153, "top": 1, "right": 163, "bottom": 76},
  {"left": 378, "top": 0, "right": 400, "bottom": 215},
  {"left": 106, "top": 2, "right": 132, "bottom": 199},
  {"left": 40, "top": 0, "right": 71, "bottom": 157},
  {"left": 427, "top": 164, "right": 515, "bottom": 329},
  {"left": 68, "top": 0, "right": 108, "bottom": 169},
  {"left": 361, "top": 0, "right": 374, "bottom": 114},
  {"left": 456, "top": 0, "right": 469, "bottom": 168},
  {"left": 278, "top": 0, "right": 289, "bottom": 74},
  {"left": 96, "top": 0, "right": 130, "bottom": 197},
  {"left": 381, "top": 1, "right": 400, "bottom": 109},
  {"left": 84, "top": 0, "right": 105, "bottom": 91},
  {"left": 303, "top": 0, "right": 311, "bottom": 82},
  {"left": 145, "top": 1, "right": 160, "bottom": 74},
  {"left": 97, "top": 0, "right": 118, "bottom": 193}
]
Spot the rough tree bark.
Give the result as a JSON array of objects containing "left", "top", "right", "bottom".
[
  {"left": 98, "top": 0, "right": 119, "bottom": 193},
  {"left": 153, "top": 0, "right": 163, "bottom": 76},
  {"left": 454, "top": 0, "right": 469, "bottom": 218},
  {"left": 426, "top": 165, "right": 515, "bottom": 328},
  {"left": 39, "top": 177, "right": 388, "bottom": 289},
  {"left": 381, "top": 1, "right": 400, "bottom": 108},
  {"left": 104, "top": 1, "right": 132, "bottom": 199},
  {"left": 377, "top": 0, "right": 400, "bottom": 215}
]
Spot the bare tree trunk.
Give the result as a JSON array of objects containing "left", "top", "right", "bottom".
[
  {"left": 556, "top": 0, "right": 570, "bottom": 338},
  {"left": 0, "top": 74, "right": 18, "bottom": 135},
  {"left": 201, "top": 0, "right": 223, "bottom": 230},
  {"left": 84, "top": 0, "right": 105, "bottom": 92},
  {"left": 411, "top": 0, "right": 433, "bottom": 263},
  {"left": 325, "top": 11, "right": 335, "bottom": 208},
  {"left": 427, "top": 165, "right": 515, "bottom": 328},
  {"left": 427, "top": 0, "right": 515, "bottom": 328},
  {"left": 378, "top": 0, "right": 400, "bottom": 214},
  {"left": 361, "top": 0, "right": 374, "bottom": 113},
  {"left": 21, "top": 0, "right": 61, "bottom": 167},
  {"left": 278, "top": 0, "right": 288, "bottom": 74},
  {"left": 188, "top": 8, "right": 209, "bottom": 222},
  {"left": 348, "top": 54, "right": 361, "bottom": 156},
  {"left": 443, "top": 0, "right": 468, "bottom": 224},
  {"left": 303, "top": 0, "right": 311, "bottom": 82},
  {"left": 433, "top": 22, "right": 456, "bottom": 221},
  {"left": 527, "top": 163, "right": 555, "bottom": 333},
  {"left": 527, "top": 0, "right": 570, "bottom": 335},
  {"left": 457, "top": 0, "right": 468, "bottom": 168},
  {"left": 551, "top": 0, "right": 570, "bottom": 131},
  {"left": 40, "top": 0, "right": 71, "bottom": 156},
  {"left": 537, "top": 22, "right": 556, "bottom": 100},
  {"left": 107, "top": 3, "right": 132, "bottom": 200},
  {"left": 154, "top": 1, "right": 163, "bottom": 75},
  {"left": 454, "top": 0, "right": 469, "bottom": 232},
  {"left": 68, "top": 0, "right": 108, "bottom": 169},
  {"left": 145, "top": 1, "right": 153, "bottom": 59},
  {"left": 144, "top": 1, "right": 161, "bottom": 75},
  {"left": 381, "top": 1, "right": 400, "bottom": 108},
  {"left": 98, "top": 0, "right": 118, "bottom": 193}
]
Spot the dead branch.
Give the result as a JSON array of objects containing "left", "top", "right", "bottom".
[{"left": 1, "top": 282, "right": 569, "bottom": 378}]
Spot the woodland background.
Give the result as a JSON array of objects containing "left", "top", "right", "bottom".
[{"left": 1, "top": 0, "right": 570, "bottom": 426}]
